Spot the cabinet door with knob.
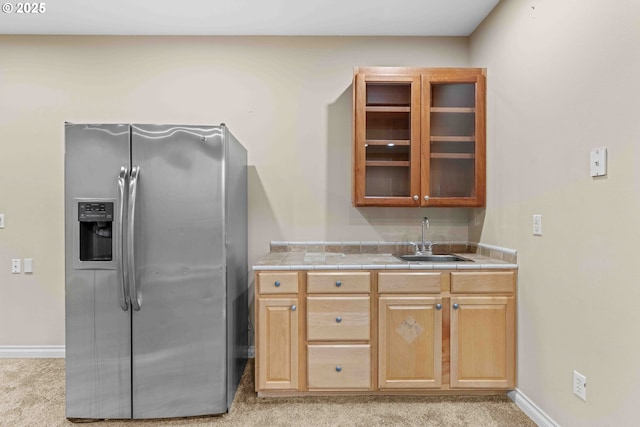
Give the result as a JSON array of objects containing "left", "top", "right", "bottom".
[
  {"left": 449, "top": 296, "right": 515, "bottom": 389},
  {"left": 421, "top": 70, "right": 486, "bottom": 206},
  {"left": 256, "top": 272, "right": 300, "bottom": 391},
  {"left": 353, "top": 71, "right": 422, "bottom": 207},
  {"left": 378, "top": 296, "right": 442, "bottom": 389}
]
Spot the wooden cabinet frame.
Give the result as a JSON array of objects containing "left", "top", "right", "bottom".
[{"left": 352, "top": 67, "right": 486, "bottom": 207}]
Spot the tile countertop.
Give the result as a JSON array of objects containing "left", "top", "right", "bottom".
[{"left": 252, "top": 241, "right": 518, "bottom": 271}]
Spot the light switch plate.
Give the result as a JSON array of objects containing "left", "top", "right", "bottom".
[
  {"left": 533, "top": 214, "right": 542, "bottom": 236},
  {"left": 590, "top": 147, "right": 607, "bottom": 177},
  {"left": 24, "top": 258, "right": 33, "bottom": 274},
  {"left": 12, "top": 259, "right": 21, "bottom": 274},
  {"left": 0, "top": 214, "right": 4, "bottom": 228}
]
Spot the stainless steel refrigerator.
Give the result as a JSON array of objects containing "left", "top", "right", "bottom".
[{"left": 64, "top": 123, "right": 248, "bottom": 420}]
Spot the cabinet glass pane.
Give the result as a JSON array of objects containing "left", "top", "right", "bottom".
[
  {"left": 429, "top": 82, "right": 476, "bottom": 199},
  {"left": 429, "top": 159, "right": 475, "bottom": 198},
  {"left": 366, "top": 166, "right": 410, "bottom": 197},
  {"left": 366, "top": 83, "right": 411, "bottom": 106},
  {"left": 366, "top": 112, "right": 411, "bottom": 141},
  {"left": 432, "top": 84, "right": 475, "bottom": 108},
  {"left": 430, "top": 113, "right": 475, "bottom": 137},
  {"left": 366, "top": 145, "right": 410, "bottom": 162},
  {"left": 363, "top": 81, "right": 414, "bottom": 198},
  {"left": 431, "top": 141, "right": 475, "bottom": 155}
]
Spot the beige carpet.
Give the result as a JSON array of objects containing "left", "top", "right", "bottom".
[{"left": 0, "top": 359, "right": 535, "bottom": 427}]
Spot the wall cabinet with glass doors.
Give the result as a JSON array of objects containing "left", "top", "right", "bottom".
[{"left": 353, "top": 67, "right": 486, "bottom": 207}]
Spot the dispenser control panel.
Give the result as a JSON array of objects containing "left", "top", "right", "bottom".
[{"left": 78, "top": 202, "right": 114, "bottom": 222}]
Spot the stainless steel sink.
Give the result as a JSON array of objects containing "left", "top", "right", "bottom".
[{"left": 397, "top": 254, "right": 473, "bottom": 262}]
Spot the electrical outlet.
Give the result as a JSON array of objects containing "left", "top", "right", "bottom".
[
  {"left": 11, "top": 259, "right": 21, "bottom": 274},
  {"left": 533, "top": 214, "right": 542, "bottom": 236},
  {"left": 573, "top": 370, "right": 587, "bottom": 401}
]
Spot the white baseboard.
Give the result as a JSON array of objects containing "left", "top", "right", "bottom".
[
  {"left": 508, "top": 388, "right": 559, "bottom": 427},
  {"left": 0, "top": 345, "right": 251, "bottom": 359},
  {"left": 0, "top": 346, "right": 65, "bottom": 358}
]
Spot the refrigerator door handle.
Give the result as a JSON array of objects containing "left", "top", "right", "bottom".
[
  {"left": 128, "top": 165, "right": 142, "bottom": 311},
  {"left": 116, "top": 167, "right": 130, "bottom": 311}
]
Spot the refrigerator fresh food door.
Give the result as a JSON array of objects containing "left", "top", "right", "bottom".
[
  {"left": 130, "top": 125, "right": 227, "bottom": 418},
  {"left": 64, "top": 123, "right": 132, "bottom": 419}
]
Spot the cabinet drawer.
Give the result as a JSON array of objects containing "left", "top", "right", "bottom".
[
  {"left": 307, "top": 296, "right": 370, "bottom": 341},
  {"left": 257, "top": 272, "right": 299, "bottom": 294},
  {"left": 378, "top": 272, "right": 442, "bottom": 293},
  {"left": 307, "top": 272, "right": 371, "bottom": 294},
  {"left": 307, "top": 344, "right": 371, "bottom": 389},
  {"left": 450, "top": 271, "right": 515, "bottom": 294}
]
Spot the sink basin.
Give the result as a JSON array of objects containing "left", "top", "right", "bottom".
[{"left": 397, "top": 254, "right": 472, "bottom": 263}]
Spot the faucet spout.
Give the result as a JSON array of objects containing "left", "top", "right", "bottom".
[{"left": 418, "top": 217, "right": 432, "bottom": 255}]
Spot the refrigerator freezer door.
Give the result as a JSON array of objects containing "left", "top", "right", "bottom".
[
  {"left": 64, "top": 123, "right": 132, "bottom": 419},
  {"left": 130, "top": 125, "right": 227, "bottom": 418}
]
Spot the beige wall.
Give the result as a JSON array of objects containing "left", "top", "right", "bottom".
[
  {"left": 0, "top": 36, "right": 470, "bottom": 346},
  {"left": 471, "top": 0, "right": 640, "bottom": 425}
]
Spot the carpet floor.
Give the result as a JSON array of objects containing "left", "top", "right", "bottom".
[{"left": 0, "top": 359, "right": 536, "bottom": 427}]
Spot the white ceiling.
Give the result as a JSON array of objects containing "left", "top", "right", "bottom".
[{"left": 0, "top": 0, "right": 499, "bottom": 36}]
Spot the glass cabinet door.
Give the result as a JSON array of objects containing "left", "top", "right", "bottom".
[
  {"left": 353, "top": 74, "right": 421, "bottom": 206},
  {"left": 421, "top": 72, "right": 486, "bottom": 206}
]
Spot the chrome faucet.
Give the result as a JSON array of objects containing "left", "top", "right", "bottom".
[{"left": 417, "top": 217, "right": 433, "bottom": 255}]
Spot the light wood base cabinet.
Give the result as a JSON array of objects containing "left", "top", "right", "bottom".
[
  {"left": 378, "top": 296, "right": 442, "bottom": 389},
  {"left": 450, "top": 296, "right": 515, "bottom": 389},
  {"left": 255, "top": 269, "right": 516, "bottom": 396},
  {"left": 255, "top": 272, "right": 301, "bottom": 391}
]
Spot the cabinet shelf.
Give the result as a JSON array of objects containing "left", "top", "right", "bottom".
[
  {"left": 430, "top": 153, "right": 475, "bottom": 160},
  {"left": 430, "top": 136, "right": 475, "bottom": 142},
  {"left": 365, "top": 139, "right": 411, "bottom": 147},
  {"left": 366, "top": 160, "right": 410, "bottom": 167},
  {"left": 366, "top": 106, "right": 411, "bottom": 113},
  {"left": 431, "top": 107, "right": 475, "bottom": 113}
]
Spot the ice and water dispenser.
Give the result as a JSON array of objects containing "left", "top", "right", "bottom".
[{"left": 77, "top": 201, "right": 114, "bottom": 262}]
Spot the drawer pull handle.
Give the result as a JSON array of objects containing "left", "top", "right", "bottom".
[
  {"left": 453, "top": 303, "right": 459, "bottom": 310},
  {"left": 274, "top": 280, "right": 280, "bottom": 287},
  {"left": 335, "top": 366, "right": 342, "bottom": 372},
  {"left": 436, "top": 303, "right": 442, "bottom": 310},
  {"left": 335, "top": 281, "right": 342, "bottom": 287},
  {"left": 291, "top": 304, "right": 297, "bottom": 311},
  {"left": 336, "top": 317, "right": 342, "bottom": 323}
]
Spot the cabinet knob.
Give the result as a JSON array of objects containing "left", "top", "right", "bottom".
[
  {"left": 413, "top": 195, "right": 419, "bottom": 201},
  {"left": 336, "top": 317, "right": 342, "bottom": 323},
  {"left": 274, "top": 280, "right": 280, "bottom": 287},
  {"left": 424, "top": 195, "right": 430, "bottom": 201},
  {"left": 335, "top": 281, "right": 342, "bottom": 287},
  {"left": 335, "top": 366, "right": 342, "bottom": 372},
  {"left": 291, "top": 304, "right": 297, "bottom": 311},
  {"left": 436, "top": 303, "right": 442, "bottom": 310},
  {"left": 453, "top": 303, "right": 459, "bottom": 310}
]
